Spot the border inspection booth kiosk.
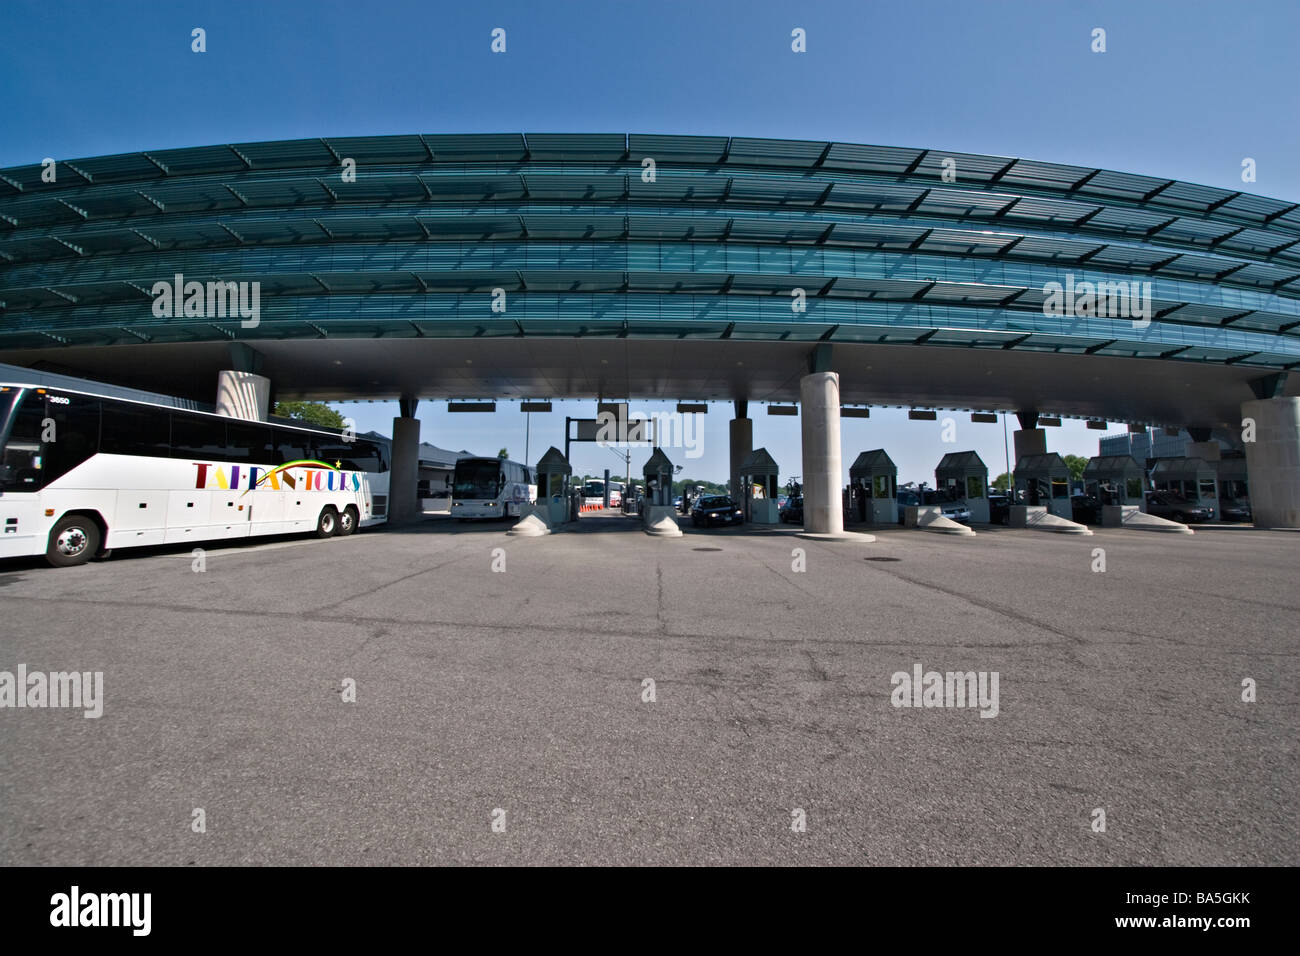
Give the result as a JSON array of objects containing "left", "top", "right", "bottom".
[
  {"left": 1214, "top": 457, "right": 1249, "bottom": 510},
  {"left": 1014, "top": 453, "right": 1072, "bottom": 518},
  {"left": 935, "top": 451, "right": 990, "bottom": 523},
  {"left": 1085, "top": 454, "right": 1146, "bottom": 528},
  {"left": 848, "top": 449, "right": 897, "bottom": 524},
  {"left": 535, "top": 446, "right": 573, "bottom": 524},
  {"left": 740, "top": 447, "right": 780, "bottom": 525},
  {"left": 1150, "top": 457, "right": 1220, "bottom": 520},
  {"left": 641, "top": 448, "right": 682, "bottom": 536},
  {"left": 509, "top": 446, "right": 572, "bottom": 536}
]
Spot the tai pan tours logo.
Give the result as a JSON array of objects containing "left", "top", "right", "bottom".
[{"left": 189, "top": 459, "right": 363, "bottom": 495}]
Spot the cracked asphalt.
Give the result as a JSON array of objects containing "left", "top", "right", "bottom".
[{"left": 0, "top": 516, "right": 1295, "bottom": 865}]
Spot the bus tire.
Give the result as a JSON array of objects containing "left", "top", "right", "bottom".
[
  {"left": 316, "top": 507, "right": 339, "bottom": 538},
  {"left": 338, "top": 505, "right": 358, "bottom": 536},
  {"left": 46, "top": 515, "right": 101, "bottom": 568}
]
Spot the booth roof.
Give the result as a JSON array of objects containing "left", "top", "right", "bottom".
[
  {"left": 1083, "top": 454, "right": 1144, "bottom": 476},
  {"left": 935, "top": 450, "right": 988, "bottom": 474},
  {"left": 1149, "top": 456, "right": 1217, "bottom": 478},
  {"left": 535, "top": 446, "right": 572, "bottom": 473},
  {"left": 849, "top": 448, "right": 896, "bottom": 476},
  {"left": 642, "top": 447, "right": 675, "bottom": 475},
  {"left": 739, "top": 446, "right": 779, "bottom": 475},
  {"left": 1014, "top": 452, "right": 1069, "bottom": 472}
]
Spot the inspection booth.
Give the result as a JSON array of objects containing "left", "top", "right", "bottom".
[
  {"left": 1083, "top": 454, "right": 1145, "bottom": 527},
  {"left": 935, "top": 451, "right": 990, "bottom": 523},
  {"left": 1150, "top": 457, "right": 1219, "bottom": 518},
  {"left": 1214, "top": 456, "right": 1249, "bottom": 506},
  {"left": 739, "top": 447, "right": 780, "bottom": 524},
  {"left": 534, "top": 446, "right": 573, "bottom": 525},
  {"left": 848, "top": 449, "right": 898, "bottom": 524},
  {"left": 1083, "top": 455, "right": 1146, "bottom": 508},
  {"left": 641, "top": 447, "right": 682, "bottom": 536},
  {"left": 1014, "top": 453, "right": 1073, "bottom": 518}
]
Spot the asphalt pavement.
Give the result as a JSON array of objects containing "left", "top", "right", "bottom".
[{"left": 0, "top": 515, "right": 1295, "bottom": 865}]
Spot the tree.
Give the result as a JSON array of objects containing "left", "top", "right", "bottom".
[
  {"left": 274, "top": 401, "right": 345, "bottom": 429},
  {"left": 1063, "top": 454, "right": 1088, "bottom": 482},
  {"left": 498, "top": 448, "right": 509, "bottom": 459},
  {"left": 991, "top": 472, "right": 1012, "bottom": 491}
]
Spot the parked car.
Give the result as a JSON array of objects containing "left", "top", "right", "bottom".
[
  {"left": 1071, "top": 493, "right": 1101, "bottom": 524},
  {"left": 1145, "top": 491, "right": 1214, "bottom": 523},
  {"left": 780, "top": 495, "right": 804, "bottom": 524},
  {"left": 691, "top": 495, "right": 745, "bottom": 527},
  {"left": 1218, "top": 498, "right": 1252, "bottom": 523},
  {"left": 922, "top": 491, "right": 971, "bottom": 524},
  {"left": 988, "top": 493, "right": 1010, "bottom": 525},
  {"left": 896, "top": 490, "right": 921, "bottom": 524}
]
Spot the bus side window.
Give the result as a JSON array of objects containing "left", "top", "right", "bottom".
[
  {"left": 171, "top": 414, "right": 228, "bottom": 462},
  {"left": 100, "top": 399, "right": 169, "bottom": 458},
  {"left": 275, "top": 429, "right": 310, "bottom": 465},
  {"left": 226, "top": 423, "right": 274, "bottom": 464}
]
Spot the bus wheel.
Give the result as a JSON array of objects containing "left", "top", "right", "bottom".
[
  {"left": 46, "top": 515, "right": 101, "bottom": 568},
  {"left": 338, "top": 506, "right": 358, "bottom": 536},
  {"left": 316, "top": 507, "right": 339, "bottom": 538}
]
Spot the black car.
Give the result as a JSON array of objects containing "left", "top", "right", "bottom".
[
  {"left": 1218, "top": 498, "right": 1252, "bottom": 523},
  {"left": 1071, "top": 494, "right": 1101, "bottom": 524},
  {"left": 1145, "top": 491, "right": 1214, "bottom": 523},
  {"left": 988, "top": 493, "right": 1010, "bottom": 525},
  {"left": 780, "top": 495, "right": 804, "bottom": 524},
  {"left": 691, "top": 495, "right": 744, "bottom": 527}
]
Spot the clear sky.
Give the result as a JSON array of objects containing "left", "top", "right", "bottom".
[{"left": 3, "top": 0, "right": 1297, "bottom": 484}]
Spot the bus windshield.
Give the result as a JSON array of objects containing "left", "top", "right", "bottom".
[
  {"left": 0, "top": 390, "right": 44, "bottom": 491},
  {"left": 453, "top": 459, "right": 502, "bottom": 499}
]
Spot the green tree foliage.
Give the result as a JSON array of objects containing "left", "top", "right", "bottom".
[
  {"left": 273, "top": 401, "right": 345, "bottom": 429},
  {"left": 498, "top": 448, "right": 509, "bottom": 459},
  {"left": 1062, "top": 454, "right": 1089, "bottom": 482},
  {"left": 991, "top": 472, "right": 1012, "bottom": 491}
]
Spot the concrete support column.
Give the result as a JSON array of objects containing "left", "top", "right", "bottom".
[
  {"left": 389, "top": 413, "right": 422, "bottom": 525},
  {"left": 215, "top": 370, "right": 270, "bottom": 421},
  {"left": 800, "top": 371, "right": 843, "bottom": 533},
  {"left": 1013, "top": 427, "right": 1047, "bottom": 462},
  {"left": 729, "top": 400, "right": 752, "bottom": 501},
  {"left": 1241, "top": 396, "right": 1300, "bottom": 529}
]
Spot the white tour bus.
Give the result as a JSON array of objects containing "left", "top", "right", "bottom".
[
  {"left": 579, "top": 477, "right": 623, "bottom": 508},
  {"left": 0, "top": 382, "right": 390, "bottom": 567},
  {"left": 451, "top": 456, "right": 536, "bottom": 519}
]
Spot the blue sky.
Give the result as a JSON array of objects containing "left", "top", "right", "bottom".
[{"left": 4, "top": 0, "right": 1297, "bottom": 484}]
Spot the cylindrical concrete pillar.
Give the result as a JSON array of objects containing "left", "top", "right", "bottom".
[
  {"left": 388, "top": 416, "right": 422, "bottom": 525},
  {"left": 800, "top": 371, "right": 843, "bottom": 533},
  {"left": 215, "top": 370, "right": 270, "bottom": 421},
  {"left": 1241, "top": 396, "right": 1300, "bottom": 529},
  {"left": 729, "top": 416, "right": 753, "bottom": 501}
]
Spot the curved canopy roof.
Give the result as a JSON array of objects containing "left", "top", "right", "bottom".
[{"left": 1, "top": 134, "right": 1296, "bottom": 424}]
